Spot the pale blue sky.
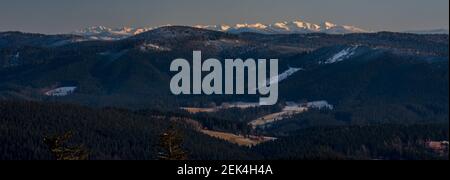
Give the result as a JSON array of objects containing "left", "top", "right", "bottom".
[{"left": 0, "top": 0, "right": 448, "bottom": 34}]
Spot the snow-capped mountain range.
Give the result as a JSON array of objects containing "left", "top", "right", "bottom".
[
  {"left": 73, "top": 20, "right": 369, "bottom": 40},
  {"left": 195, "top": 20, "right": 368, "bottom": 34}
]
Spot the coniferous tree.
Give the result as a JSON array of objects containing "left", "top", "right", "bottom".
[{"left": 158, "top": 123, "right": 188, "bottom": 160}]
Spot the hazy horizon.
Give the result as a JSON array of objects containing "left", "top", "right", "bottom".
[{"left": 0, "top": 0, "right": 448, "bottom": 34}]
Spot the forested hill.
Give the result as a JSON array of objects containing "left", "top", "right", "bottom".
[
  {"left": 0, "top": 101, "right": 256, "bottom": 160},
  {"left": 1, "top": 101, "right": 447, "bottom": 160}
]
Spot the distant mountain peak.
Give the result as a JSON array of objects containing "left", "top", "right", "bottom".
[{"left": 321, "top": 21, "right": 337, "bottom": 29}]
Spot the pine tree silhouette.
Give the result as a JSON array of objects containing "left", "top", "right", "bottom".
[{"left": 158, "top": 122, "right": 188, "bottom": 160}]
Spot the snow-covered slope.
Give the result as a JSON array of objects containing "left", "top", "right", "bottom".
[
  {"left": 321, "top": 46, "right": 359, "bottom": 64},
  {"left": 253, "top": 67, "right": 303, "bottom": 91},
  {"left": 45, "top": 87, "right": 77, "bottom": 97},
  {"left": 269, "top": 67, "right": 303, "bottom": 85}
]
